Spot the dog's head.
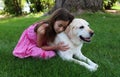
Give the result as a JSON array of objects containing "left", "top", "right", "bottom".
[{"left": 65, "top": 18, "right": 94, "bottom": 43}]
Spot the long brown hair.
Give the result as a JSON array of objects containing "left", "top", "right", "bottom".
[{"left": 35, "top": 8, "right": 74, "bottom": 43}]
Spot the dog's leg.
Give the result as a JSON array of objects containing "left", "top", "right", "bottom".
[
  {"left": 75, "top": 51, "right": 98, "bottom": 69},
  {"left": 68, "top": 57, "right": 97, "bottom": 72}
]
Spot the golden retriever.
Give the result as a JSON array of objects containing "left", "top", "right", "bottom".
[{"left": 54, "top": 18, "right": 98, "bottom": 72}]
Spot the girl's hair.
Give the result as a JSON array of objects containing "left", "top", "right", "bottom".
[{"left": 35, "top": 8, "right": 74, "bottom": 43}]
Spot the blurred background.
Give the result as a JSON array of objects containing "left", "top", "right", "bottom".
[{"left": 0, "top": 0, "right": 120, "bottom": 17}]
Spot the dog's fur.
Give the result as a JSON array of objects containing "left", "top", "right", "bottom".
[{"left": 54, "top": 18, "right": 98, "bottom": 72}]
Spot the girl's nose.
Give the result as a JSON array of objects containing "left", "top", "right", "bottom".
[{"left": 59, "top": 27, "right": 64, "bottom": 32}]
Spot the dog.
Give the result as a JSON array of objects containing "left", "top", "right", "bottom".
[{"left": 53, "top": 18, "right": 98, "bottom": 72}]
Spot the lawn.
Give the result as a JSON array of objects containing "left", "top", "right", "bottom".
[{"left": 0, "top": 13, "right": 120, "bottom": 77}]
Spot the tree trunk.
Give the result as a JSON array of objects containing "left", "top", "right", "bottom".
[
  {"left": 35, "top": 0, "right": 42, "bottom": 12},
  {"left": 48, "top": 0, "right": 103, "bottom": 15},
  {"left": 14, "top": 0, "right": 22, "bottom": 15}
]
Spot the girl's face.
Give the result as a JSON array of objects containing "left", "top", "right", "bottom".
[{"left": 54, "top": 20, "right": 69, "bottom": 33}]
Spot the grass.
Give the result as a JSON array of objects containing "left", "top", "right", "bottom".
[{"left": 0, "top": 13, "right": 120, "bottom": 77}]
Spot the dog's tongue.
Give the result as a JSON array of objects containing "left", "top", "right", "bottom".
[
  {"left": 85, "top": 38, "right": 91, "bottom": 41},
  {"left": 79, "top": 36, "right": 91, "bottom": 42}
]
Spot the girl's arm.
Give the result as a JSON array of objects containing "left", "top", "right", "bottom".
[
  {"left": 36, "top": 24, "right": 69, "bottom": 51},
  {"left": 36, "top": 24, "right": 47, "bottom": 47},
  {"left": 41, "top": 42, "right": 69, "bottom": 51},
  {"left": 36, "top": 24, "right": 58, "bottom": 51},
  {"left": 37, "top": 32, "right": 69, "bottom": 51},
  {"left": 41, "top": 45, "right": 57, "bottom": 51},
  {"left": 37, "top": 33, "right": 58, "bottom": 51}
]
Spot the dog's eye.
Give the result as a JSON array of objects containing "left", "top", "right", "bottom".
[{"left": 79, "top": 26, "right": 84, "bottom": 29}]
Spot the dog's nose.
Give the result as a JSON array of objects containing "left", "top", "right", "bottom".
[{"left": 90, "top": 31, "right": 94, "bottom": 36}]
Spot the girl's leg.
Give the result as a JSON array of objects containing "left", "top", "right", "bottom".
[{"left": 30, "top": 47, "right": 56, "bottom": 59}]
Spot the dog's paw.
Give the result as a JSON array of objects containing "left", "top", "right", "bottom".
[
  {"left": 95, "top": 64, "right": 99, "bottom": 69},
  {"left": 92, "top": 64, "right": 98, "bottom": 69},
  {"left": 88, "top": 66, "right": 98, "bottom": 72}
]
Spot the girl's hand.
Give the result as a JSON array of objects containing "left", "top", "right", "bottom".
[{"left": 56, "top": 42, "right": 69, "bottom": 51}]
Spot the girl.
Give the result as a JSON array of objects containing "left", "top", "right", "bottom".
[{"left": 13, "top": 8, "right": 74, "bottom": 59}]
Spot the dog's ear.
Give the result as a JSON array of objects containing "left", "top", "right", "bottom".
[
  {"left": 65, "top": 25, "right": 70, "bottom": 33},
  {"left": 65, "top": 25, "right": 74, "bottom": 39}
]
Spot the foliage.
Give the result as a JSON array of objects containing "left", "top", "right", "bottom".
[
  {"left": 27, "top": 0, "right": 54, "bottom": 13},
  {"left": 26, "top": 0, "right": 43, "bottom": 13},
  {"left": 0, "top": 13, "right": 120, "bottom": 77},
  {"left": 3, "top": 0, "right": 54, "bottom": 16},
  {"left": 4, "top": 0, "right": 22, "bottom": 16},
  {"left": 0, "top": 10, "right": 5, "bottom": 15},
  {"left": 104, "top": 0, "right": 117, "bottom": 9},
  {"left": 41, "top": 0, "right": 54, "bottom": 11}
]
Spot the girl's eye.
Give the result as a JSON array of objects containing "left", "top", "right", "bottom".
[
  {"left": 58, "top": 24, "right": 63, "bottom": 27},
  {"left": 79, "top": 26, "right": 84, "bottom": 29}
]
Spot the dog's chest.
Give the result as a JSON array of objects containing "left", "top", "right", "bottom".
[{"left": 55, "top": 32, "right": 73, "bottom": 45}]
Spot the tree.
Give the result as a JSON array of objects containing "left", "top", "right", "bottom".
[
  {"left": 26, "top": 0, "right": 54, "bottom": 13},
  {"left": 3, "top": 0, "right": 54, "bottom": 15},
  {"left": 27, "top": 0, "right": 43, "bottom": 13},
  {"left": 48, "top": 0, "right": 103, "bottom": 15},
  {"left": 4, "top": 0, "right": 22, "bottom": 16},
  {"left": 104, "top": 0, "right": 117, "bottom": 9}
]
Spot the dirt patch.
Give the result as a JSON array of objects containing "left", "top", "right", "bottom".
[
  {"left": 105, "top": 10, "right": 120, "bottom": 14},
  {"left": 0, "top": 15, "right": 5, "bottom": 19}
]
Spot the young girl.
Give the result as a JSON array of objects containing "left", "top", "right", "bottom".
[{"left": 13, "top": 8, "right": 74, "bottom": 59}]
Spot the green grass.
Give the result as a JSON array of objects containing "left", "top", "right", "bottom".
[{"left": 0, "top": 13, "right": 120, "bottom": 77}]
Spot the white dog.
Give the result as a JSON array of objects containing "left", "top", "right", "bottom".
[{"left": 54, "top": 18, "right": 98, "bottom": 72}]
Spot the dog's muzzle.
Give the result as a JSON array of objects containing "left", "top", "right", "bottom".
[{"left": 79, "top": 31, "right": 94, "bottom": 42}]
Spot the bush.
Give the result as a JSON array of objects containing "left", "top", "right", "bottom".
[
  {"left": 4, "top": 0, "right": 22, "bottom": 16},
  {"left": 104, "top": 0, "right": 117, "bottom": 9}
]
